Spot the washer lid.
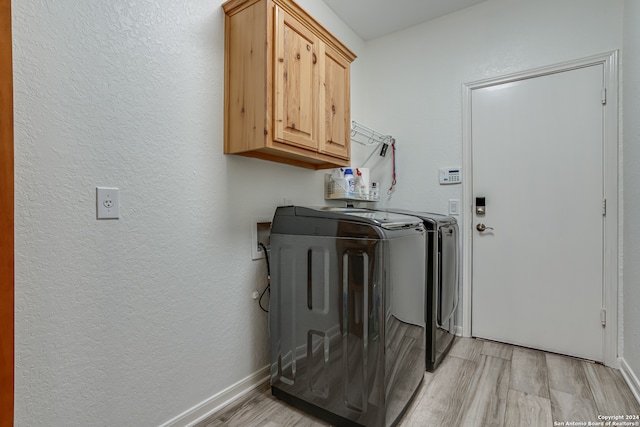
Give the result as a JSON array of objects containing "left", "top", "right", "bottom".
[{"left": 291, "top": 206, "right": 422, "bottom": 230}]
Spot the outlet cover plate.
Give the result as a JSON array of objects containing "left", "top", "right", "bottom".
[
  {"left": 251, "top": 217, "right": 271, "bottom": 260},
  {"left": 448, "top": 199, "right": 460, "bottom": 216},
  {"left": 96, "top": 187, "right": 120, "bottom": 219}
]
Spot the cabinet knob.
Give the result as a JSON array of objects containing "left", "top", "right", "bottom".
[{"left": 312, "top": 53, "right": 317, "bottom": 64}]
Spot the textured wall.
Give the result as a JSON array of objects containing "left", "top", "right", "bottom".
[
  {"left": 12, "top": 0, "right": 363, "bottom": 425},
  {"left": 623, "top": 0, "right": 640, "bottom": 378}
]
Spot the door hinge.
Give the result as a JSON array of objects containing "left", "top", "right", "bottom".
[
  {"left": 601, "top": 88, "right": 607, "bottom": 105},
  {"left": 600, "top": 309, "right": 606, "bottom": 326},
  {"left": 602, "top": 199, "right": 607, "bottom": 216}
]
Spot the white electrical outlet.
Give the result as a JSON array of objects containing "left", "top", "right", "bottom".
[{"left": 96, "top": 187, "right": 120, "bottom": 219}]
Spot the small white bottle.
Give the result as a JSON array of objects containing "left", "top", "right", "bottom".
[
  {"left": 370, "top": 182, "right": 379, "bottom": 200},
  {"left": 343, "top": 168, "right": 355, "bottom": 197}
]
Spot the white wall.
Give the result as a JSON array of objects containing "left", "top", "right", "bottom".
[
  {"left": 623, "top": 0, "right": 640, "bottom": 388},
  {"left": 357, "top": 0, "right": 624, "bottom": 333},
  {"left": 359, "top": 0, "right": 623, "bottom": 212},
  {"left": 12, "top": 1, "right": 363, "bottom": 426}
]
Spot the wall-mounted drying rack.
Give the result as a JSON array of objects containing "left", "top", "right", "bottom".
[
  {"left": 351, "top": 120, "right": 396, "bottom": 186},
  {"left": 351, "top": 120, "right": 393, "bottom": 147}
]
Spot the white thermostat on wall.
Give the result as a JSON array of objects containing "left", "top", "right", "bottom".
[{"left": 439, "top": 167, "right": 462, "bottom": 185}]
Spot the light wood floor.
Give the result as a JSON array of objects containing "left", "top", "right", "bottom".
[{"left": 197, "top": 337, "right": 640, "bottom": 427}]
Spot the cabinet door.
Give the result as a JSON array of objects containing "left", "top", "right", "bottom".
[
  {"left": 318, "top": 43, "right": 350, "bottom": 159},
  {"left": 273, "top": 6, "right": 319, "bottom": 151}
]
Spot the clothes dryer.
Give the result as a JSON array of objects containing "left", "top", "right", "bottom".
[{"left": 381, "top": 210, "right": 459, "bottom": 372}]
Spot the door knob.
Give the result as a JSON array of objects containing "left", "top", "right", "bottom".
[{"left": 476, "top": 223, "right": 494, "bottom": 232}]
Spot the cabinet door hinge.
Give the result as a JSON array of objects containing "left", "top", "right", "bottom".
[
  {"left": 602, "top": 199, "right": 607, "bottom": 216},
  {"left": 601, "top": 309, "right": 606, "bottom": 327},
  {"left": 601, "top": 88, "right": 607, "bottom": 105}
]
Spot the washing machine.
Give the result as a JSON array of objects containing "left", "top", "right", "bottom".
[
  {"left": 269, "top": 206, "right": 426, "bottom": 427},
  {"left": 381, "top": 209, "right": 459, "bottom": 372}
]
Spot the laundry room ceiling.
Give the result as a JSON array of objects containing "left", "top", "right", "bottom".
[{"left": 321, "top": 0, "right": 487, "bottom": 40}]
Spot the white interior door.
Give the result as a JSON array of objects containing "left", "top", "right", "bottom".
[{"left": 471, "top": 65, "right": 605, "bottom": 362}]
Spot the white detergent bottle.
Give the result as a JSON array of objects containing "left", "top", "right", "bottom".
[
  {"left": 343, "top": 168, "right": 355, "bottom": 197},
  {"left": 355, "top": 168, "right": 368, "bottom": 199}
]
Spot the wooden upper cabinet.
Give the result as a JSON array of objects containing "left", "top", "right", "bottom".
[
  {"left": 319, "top": 42, "right": 350, "bottom": 160},
  {"left": 274, "top": 7, "right": 319, "bottom": 151},
  {"left": 223, "top": 0, "right": 356, "bottom": 169}
]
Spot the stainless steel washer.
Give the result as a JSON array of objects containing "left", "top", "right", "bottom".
[{"left": 269, "top": 206, "right": 426, "bottom": 427}]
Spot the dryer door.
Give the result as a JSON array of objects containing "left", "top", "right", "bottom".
[{"left": 437, "top": 224, "right": 458, "bottom": 333}]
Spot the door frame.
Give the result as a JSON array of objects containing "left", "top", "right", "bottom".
[
  {"left": 0, "top": 0, "right": 13, "bottom": 422},
  {"left": 461, "top": 51, "right": 619, "bottom": 367}
]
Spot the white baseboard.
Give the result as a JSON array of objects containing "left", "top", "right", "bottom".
[
  {"left": 159, "top": 365, "right": 270, "bottom": 427},
  {"left": 620, "top": 357, "right": 640, "bottom": 405}
]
